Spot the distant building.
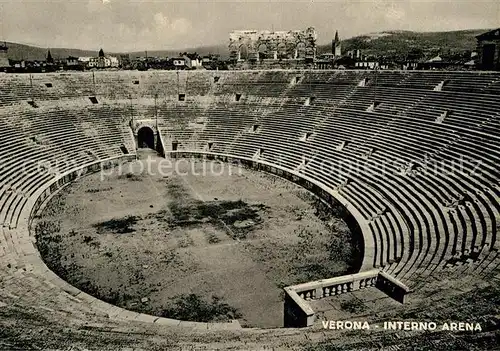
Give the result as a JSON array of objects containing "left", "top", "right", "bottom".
[
  {"left": 0, "top": 43, "right": 9, "bottom": 69},
  {"left": 172, "top": 58, "right": 186, "bottom": 68},
  {"left": 355, "top": 60, "right": 388, "bottom": 70},
  {"left": 315, "top": 53, "right": 335, "bottom": 69},
  {"left": 88, "top": 57, "right": 99, "bottom": 68},
  {"left": 183, "top": 53, "right": 202, "bottom": 68},
  {"left": 333, "top": 30, "right": 342, "bottom": 57},
  {"left": 464, "top": 60, "right": 476, "bottom": 68},
  {"left": 347, "top": 49, "right": 361, "bottom": 59},
  {"left": 476, "top": 28, "right": 500, "bottom": 71},
  {"left": 78, "top": 57, "right": 92, "bottom": 68},
  {"left": 402, "top": 62, "right": 418, "bottom": 70},
  {"left": 98, "top": 56, "right": 118, "bottom": 68},
  {"left": 418, "top": 55, "right": 447, "bottom": 70},
  {"left": 97, "top": 48, "right": 106, "bottom": 68},
  {"left": 202, "top": 54, "right": 220, "bottom": 63},
  {"left": 92, "top": 48, "right": 119, "bottom": 69},
  {"left": 108, "top": 56, "right": 119, "bottom": 67},
  {"left": 10, "top": 60, "right": 26, "bottom": 69},
  {"left": 427, "top": 55, "right": 442, "bottom": 63},
  {"left": 63, "top": 56, "right": 83, "bottom": 71},
  {"left": 66, "top": 56, "right": 79, "bottom": 67},
  {"left": 319, "top": 53, "right": 335, "bottom": 60},
  {"left": 98, "top": 55, "right": 106, "bottom": 68}
]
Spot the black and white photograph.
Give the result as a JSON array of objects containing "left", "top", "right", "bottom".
[{"left": 0, "top": 0, "right": 499, "bottom": 350}]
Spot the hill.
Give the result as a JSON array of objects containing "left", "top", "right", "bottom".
[
  {"left": 3, "top": 42, "right": 101, "bottom": 61},
  {"left": 318, "top": 29, "right": 489, "bottom": 57},
  {"left": 3, "top": 29, "right": 492, "bottom": 61},
  {"left": 3, "top": 42, "right": 228, "bottom": 61}
]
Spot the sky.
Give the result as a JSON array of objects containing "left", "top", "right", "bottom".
[{"left": 0, "top": 0, "right": 498, "bottom": 52}]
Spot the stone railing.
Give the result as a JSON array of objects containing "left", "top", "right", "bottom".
[
  {"left": 283, "top": 269, "right": 411, "bottom": 327},
  {"left": 291, "top": 269, "right": 380, "bottom": 301},
  {"left": 284, "top": 269, "right": 380, "bottom": 327},
  {"left": 376, "top": 271, "right": 410, "bottom": 304}
]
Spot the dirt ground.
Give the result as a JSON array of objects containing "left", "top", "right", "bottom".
[{"left": 34, "top": 153, "right": 355, "bottom": 328}]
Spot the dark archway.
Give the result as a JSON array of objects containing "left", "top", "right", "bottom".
[
  {"left": 482, "top": 44, "right": 496, "bottom": 70},
  {"left": 239, "top": 44, "right": 249, "bottom": 61},
  {"left": 295, "top": 42, "right": 306, "bottom": 59},
  {"left": 137, "top": 127, "right": 155, "bottom": 149},
  {"left": 258, "top": 43, "right": 268, "bottom": 61},
  {"left": 277, "top": 43, "right": 288, "bottom": 59}
]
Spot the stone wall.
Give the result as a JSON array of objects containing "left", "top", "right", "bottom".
[
  {"left": 229, "top": 28, "right": 317, "bottom": 62},
  {"left": 0, "top": 47, "right": 9, "bottom": 69},
  {"left": 476, "top": 29, "right": 500, "bottom": 71}
]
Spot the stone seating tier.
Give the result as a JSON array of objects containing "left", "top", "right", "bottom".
[{"left": 0, "top": 70, "right": 498, "bottom": 342}]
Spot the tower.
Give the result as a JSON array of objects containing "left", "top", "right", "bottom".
[
  {"left": 333, "top": 30, "right": 342, "bottom": 57},
  {"left": 46, "top": 49, "right": 54, "bottom": 64},
  {"left": 98, "top": 48, "right": 106, "bottom": 68}
]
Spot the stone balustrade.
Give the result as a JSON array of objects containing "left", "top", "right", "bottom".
[
  {"left": 290, "top": 269, "right": 380, "bottom": 301},
  {"left": 376, "top": 271, "right": 411, "bottom": 304},
  {"left": 284, "top": 269, "right": 410, "bottom": 327}
]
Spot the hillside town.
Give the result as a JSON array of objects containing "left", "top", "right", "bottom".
[
  {"left": 0, "top": 27, "right": 499, "bottom": 73},
  {"left": 0, "top": 45, "right": 226, "bottom": 73}
]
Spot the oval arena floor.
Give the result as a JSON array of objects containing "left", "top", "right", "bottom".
[
  {"left": 0, "top": 70, "right": 499, "bottom": 350},
  {"left": 33, "top": 153, "right": 355, "bottom": 329}
]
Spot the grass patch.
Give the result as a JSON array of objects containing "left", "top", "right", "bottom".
[
  {"left": 162, "top": 181, "right": 268, "bottom": 239},
  {"left": 295, "top": 262, "right": 338, "bottom": 282},
  {"left": 327, "top": 226, "right": 354, "bottom": 263},
  {"left": 164, "top": 200, "right": 267, "bottom": 240},
  {"left": 207, "top": 232, "right": 221, "bottom": 244},
  {"left": 118, "top": 172, "right": 142, "bottom": 181},
  {"left": 94, "top": 215, "right": 139, "bottom": 234},
  {"left": 165, "top": 182, "right": 190, "bottom": 200},
  {"left": 160, "top": 249, "right": 179, "bottom": 265},
  {"left": 85, "top": 187, "right": 113, "bottom": 193},
  {"left": 178, "top": 236, "right": 194, "bottom": 248},
  {"left": 33, "top": 220, "right": 83, "bottom": 281},
  {"left": 42, "top": 193, "right": 67, "bottom": 217},
  {"left": 159, "top": 294, "right": 242, "bottom": 322}
]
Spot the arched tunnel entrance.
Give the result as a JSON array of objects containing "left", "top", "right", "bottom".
[{"left": 137, "top": 127, "right": 155, "bottom": 149}]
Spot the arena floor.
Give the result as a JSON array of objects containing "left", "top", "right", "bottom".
[{"left": 34, "top": 152, "right": 355, "bottom": 328}]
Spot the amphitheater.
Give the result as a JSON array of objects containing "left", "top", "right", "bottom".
[{"left": 0, "top": 69, "right": 499, "bottom": 350}]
